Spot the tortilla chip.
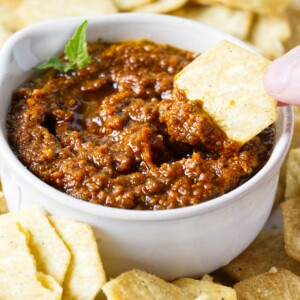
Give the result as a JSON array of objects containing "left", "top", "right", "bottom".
[
  {"left": 223, "top": 231, "right": 300, "bottom": 280},
  {"left": 173, "top": 4, "right": 253, "bottom": 40},
  {"left": 285, "top": 9, "right": 300, "bottom": 50},
  {"left": 0, "top": 0, "right": 21, "bottom": 31},
  {"left": 281, "top": 197, "right": 300, "bottom": 263},
  {"left": 277, "top": 106, "right": 300, "bottom": 201},
  {"left": 0, "top": 207, "right": 71, "bottom": 285},
  {"left": 12, "top": 0, "right": 118, "bottom": 30},
  {"left": 287, "top": 5, "right": 300, "bottom": 50},
  {"left": 191, "top": 0, "right": 291, "bottom": 15},
  {"left": 37, "top": 272, "right": 63, "bottom": 299},
  {"left": 174, "top": 40, "right": 278, "bottom": 145},
  {"left": 102, "top": 269, "right": 187, "bottom": 300},
  {"left": 285, "top": 148, "right": 300, "bottom": 200},
  {"left": 0, "top": 22, "right": 12, "bottom": 47},
  {"left": 135, "top": 0, "right": 188, "bottom": 14},
  {"left": 201, "top": 274, "right": 214, "bottom": 282},
  {"left": 113, "top": 0, "right": 154, "bottom": 11},
  {"left": 173, "top": 278, "right": 237, "bottom": 299},
  {"left": 294, "top": 108, "right": 300, "bottom": 149},
  {"left": 0, "top": 183, "right": 8, "bottom": 215},
  {"left": 0, "top": 221, "right": 62, "bottom": 300},
  {"left": 49, "top": 216, "right": 106, "bottom": 300},
  {"left": 249, "top": 14, "right": 291, "bottom": 60},
  {"left": 290, "top": 0, "right": 300, "bottom": 11},
  {"left": 273, "top": 181, "right": 285, "bottom": 209},
  {"left": 234, "top": 268, "right": 300, "bottom": 299}
]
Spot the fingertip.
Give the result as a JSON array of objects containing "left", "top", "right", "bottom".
[{"left": 264, "top": 53, "right": 300, "bottom": 106}]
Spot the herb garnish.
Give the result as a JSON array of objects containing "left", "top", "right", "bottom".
[{"left": 35, "top": 20, "right": 91, "bottom": 72}]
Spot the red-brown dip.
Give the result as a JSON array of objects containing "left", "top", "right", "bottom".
[{"left": 7, "top": 40, "right": 275, "bottom": 210}]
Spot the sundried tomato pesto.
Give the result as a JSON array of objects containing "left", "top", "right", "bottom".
[{"left": 7, "top": 40, "right": 275, "bottom": 210}]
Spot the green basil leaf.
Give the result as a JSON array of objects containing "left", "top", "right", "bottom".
[
  {"left": 34, "top": 57, "right": 71, "bottom": 72},
  {"left": 64, "top": 20, "right": 91, "bottom": 69},
  {"left": 34, "top": 20, "right": 91, "bottom": 72}
]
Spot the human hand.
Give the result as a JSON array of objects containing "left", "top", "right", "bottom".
[{"left": 264, "top": 46, "right": 300, "bottom": 106}]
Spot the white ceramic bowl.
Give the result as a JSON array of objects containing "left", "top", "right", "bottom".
[{"left": 0, "top": 14, "right": 293, "bottom": 279}]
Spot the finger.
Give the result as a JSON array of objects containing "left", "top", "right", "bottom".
[{"left": 264, "top": 46, "right": 300, "bottom": 106}]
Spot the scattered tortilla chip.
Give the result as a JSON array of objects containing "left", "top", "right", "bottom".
[
  {"left": 0, "top": 207, "right": 71, "bottom": 285},
  {"left": 173, "top": 4, "right": 253, "bottom": 40},
  {"left": 286, "top": 8, "right": 300, "bottom": 52},
  {"left": 191, "top": 0, "right": 291, "bottom": 15},
  {"left": 293, "top": 108, "right": 300, "bottom": 151},
  {"left": 0, "top": 0, "right": 21, "bottom": 31},
  {"left": 274, "top": 106, "right": 300, "bottom": 205},
  {"left": 223, "top": 231, "right": 300, "bottom": 280},
  {"left": 37, "top": 272, "right": 63, "bottom": 299},
  {"left": 12, "top": 0, "right": 118, "bottom": 30},
  {"left": 285, "top": 148, "right": 300, "bottom": 200},
  {"left": 173, "top": 277, "right": 237, "bottom": 300},
  {"left": 0, "top": 183, "right": 8, "bottom": 214},
  {"left": 234, "top": 268, "right": 300, "bottom": 299},
  {"left": 273, "top": 181, "right": 285, "bottom": 209},
  {"left": 135, "top": 0, "right": 188, "bottom": 14},
  {"left": 249, "top": 14, "right": 291, "bottom": 60},
  {"left": 0, "top": 22, "right": 12, "bottom": 47},
  {"left": 290, "top": 0, "right": 300, "bottom": 11},
  {"left": 174, "top": 40, "right": 278, "bottom": 145},
  {"left": 281, "top": 197, "right": 300, "bottom": 262},
  {"left": 294, "top": 108, "right": 300, "bottom": 148},
  {"left": 113, "top": 0, "right": 154, "bottom": 11},
  {"left": 49, "top": 216, "right": 106, "bottom": 300},
  {"left": 277, "top": 106, "right": 300, "bottom": 202},
  {"left": 0, "top": 221, "right": 62, "bottom": 300},
  {"left": 201, "top": 274, "right": 214, "bottom": 282},
  {"left": 102, "top": 269, "right": 187, "bottom": 300}
]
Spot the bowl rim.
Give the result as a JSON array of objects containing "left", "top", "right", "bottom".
[{"left": 0, "top": 13, "right": 294, "bottom": 221}]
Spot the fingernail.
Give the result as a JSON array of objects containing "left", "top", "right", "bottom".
[{"left": 264, "top": 55, "right": 300, "bottom": 94}]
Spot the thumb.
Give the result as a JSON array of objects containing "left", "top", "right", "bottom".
[{"left": 264, "top": 46, "right": 300, "bottom": 106}]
